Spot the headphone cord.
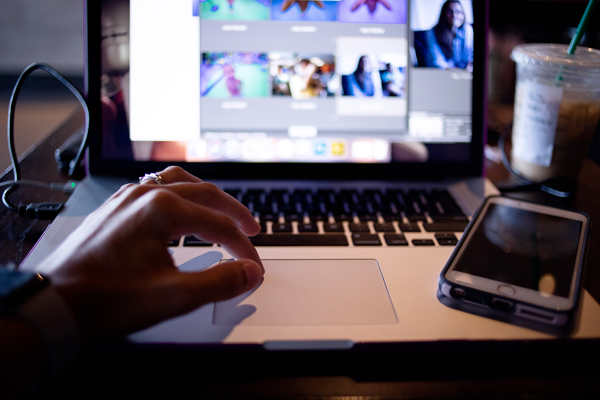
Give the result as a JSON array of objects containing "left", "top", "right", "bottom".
[{"left": 3, "top": 63, "right": 89, "bottom": 219}]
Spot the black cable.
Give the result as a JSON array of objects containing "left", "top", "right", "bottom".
[
  {"left": 496, "top": 124, "right": 573, "bottom": 199},
  {"left": 3, "top": 63, "right": 90, "bottom": 219}
]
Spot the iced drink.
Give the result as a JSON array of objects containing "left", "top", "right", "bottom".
[{"left": 510, "top": 44, "right": 600, "bottom": 182}]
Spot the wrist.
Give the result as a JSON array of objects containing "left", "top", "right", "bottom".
[
  {"left": 19, "top": 283, "right": 82, "bottom": 379},
  {"left": 1, "top": 269, "right": 81, "bottom": 383}
]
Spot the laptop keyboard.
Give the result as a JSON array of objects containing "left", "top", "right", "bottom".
[{"left": 170, "top": 187, "right": 469, "bottom": 247}]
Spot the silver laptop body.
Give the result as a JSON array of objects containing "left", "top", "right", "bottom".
[{"left": 21, "top": 0, "right": 600, "bottom": 347}]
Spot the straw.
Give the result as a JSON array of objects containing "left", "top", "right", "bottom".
[
  {"left": 554, "top": 0, "right": 597, "bottom": 84},
  {"left": 568, "top": 0, "right": 597, "bottom": 55}
]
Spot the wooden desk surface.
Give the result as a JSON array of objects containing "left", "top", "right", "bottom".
[{"left": 2, "top": 111, "right": 600, "bottom": 399}]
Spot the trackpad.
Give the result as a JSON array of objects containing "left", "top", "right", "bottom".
[{"left": 213, "top": 259, "right": 397, "bottom": 326}]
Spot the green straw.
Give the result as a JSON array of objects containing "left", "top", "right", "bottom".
[
  {"left": 555, "top": 0, "right": 597, "bottom": 84},
  {"left": 568, "top": 0, "right": 597, "bottom": 54}
]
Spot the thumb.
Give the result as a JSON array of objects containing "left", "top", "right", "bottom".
[{"left": 179, "top": 259, "right": 264, "bottom": 307}]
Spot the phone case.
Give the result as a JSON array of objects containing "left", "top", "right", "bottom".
[{"left": 437, "top": 195, "right": 590, "bottom": 336}]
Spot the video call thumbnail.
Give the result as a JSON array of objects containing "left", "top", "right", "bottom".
[
  {"left": 201, "top": 52, "right": 270, "bottom": 98},
  {"left": 201, "top": 51, "right": 407, "bottom": 100},
  {"left": 411, "top": 0, "right": 473, "bottom": 70},
  {"left": 270, "top": 53, "right": 336, "bottom": 98},
  {"left": 338, "top": 54, "right": 406, "bottom": 97}
]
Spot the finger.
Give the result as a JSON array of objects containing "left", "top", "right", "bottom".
[
  {"left": 153, "top": 165, "right": 203, "bottom": 184},
  {"left": 180, "top": 259, "right": 264, "bottom": 306},
  {"left": 299, "top": 1, "right": 308, "bottom": 12},
  {"left": 134, "top": 259, "right": 263, "bottom": 327},
  {"left": 165, "top": 183, "right": 259, "bottom": 236},
  {"left": 95, "top": 183, "right": 137, "bottom": 211},
  {"left": 130, "top": 183, "right": 259, "bottom": 236},
  {"left": 66, "top": 259, "right": 263, "bottom": 339},
  {"left": 137, "top": 190, "right": 263, "bottom": 268},
  {"left": 314, "top": 1, "right": 324, "bottom": 9}
]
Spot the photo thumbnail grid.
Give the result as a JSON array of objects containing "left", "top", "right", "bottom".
[
  {"left": 200, "top": 51, "right": 407, "bottom": 100},
  {"left": 194, "top": 0, "right": 407, "bottom": 24}
]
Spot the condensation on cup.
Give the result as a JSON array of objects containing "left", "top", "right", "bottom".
[{"left": 510, "top": 44, "right": 600, "bottom": 182}]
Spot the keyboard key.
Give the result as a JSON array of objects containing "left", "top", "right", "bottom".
[
  {"left": 384, "top": 234, "right": 408, "bottom": 246},
  {"left": 271, "top": 223, "right": 293, "bottom": 233},
  {"left": 429, "top": 214, "right": 469, "bottom": 222},
  {"left": 308, "top": 212, "right": 328, "bottom": 222},
  {"left": 357, "top": 213, "right": 378, "bottom": 222},
  {"left": 434, "top": 232, "right": 457, "bottom": 239},
  {"left": 382, "top": 214, "right": 402, "bottom": 222},
  {"left": 436, "top": 238, "right": 458, "bottom": 246},
  {"left": 349, "top": 223, "right": 370, "bottom": 232},
  {"left": 168, "top": 238, "right": 180, "bottom": 247},
  {"left": 412, "top": 239, "right": 435, "bottom": 246},
  {"left": 323, "top": 222, "right": 345, "bottom": 232},
  {"left": 406, "top": 214, "right": 427, "bottom": 222},
  {"left": 284, "top": 213, "right": 302, "bottom": 222},
  {"left": 422, "top": 222, "right": 469, "bottom": 232},
  {"left": 374, "top": 222, "right": 396, "bottom": 232},
  {"left": 398, "top": 223, "right": 421, "bottom": 232},
  {"left": 352, "top": 233, "right": 382, "bottom": 246},
  {"left": 259, "top": 212, "right": 277, "bottom": 221},
  {"left": 434, "top": 233, "right": 459, "bottom": 246},
  {"left": 333, "top": 213, "right": 352, "bottom": 222},
  {"left": 183, "top": 236, "right": 213, "bottom": 246},
  {"left": 297, "top": 222, "right": 319, "bottom": 233},
  {"left": 250, "top": 234, "right": 348, "bottom": 246}
]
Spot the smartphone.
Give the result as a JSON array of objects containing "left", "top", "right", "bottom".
[{"left": 438, "top": 195, "right": 589, "bottom": 335}]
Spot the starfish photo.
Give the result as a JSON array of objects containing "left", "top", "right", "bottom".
[
  {"left": 350, "top": 0, "right": 392, "bottom": 14},
  {"left": 281, "top": 0, "right": 325, "bottom": 13}
]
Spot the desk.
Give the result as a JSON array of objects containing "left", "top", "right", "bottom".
[{"left": 2, "top": 112, "right": 600, "bottom": 399}]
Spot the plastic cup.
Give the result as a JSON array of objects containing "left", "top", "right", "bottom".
[{"left": 510, "top": 44, "right": 600, "bottom": 182}]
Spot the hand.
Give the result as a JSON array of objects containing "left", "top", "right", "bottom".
[
  {"left": 282, "top": 0, "right": 324, "bottom": 13},
  {"left": 350, "top": 0, "right": 392, "bottom": 14},
  {"left": 40, "top": 166, "right": 264, "bottom": 340}
]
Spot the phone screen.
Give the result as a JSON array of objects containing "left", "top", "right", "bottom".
[{"left": 452, "top": 203, "right": 583, "bottom": 299}]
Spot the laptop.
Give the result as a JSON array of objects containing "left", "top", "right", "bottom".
[{"left": 21, "top": 0, "right": 600, "bottom": 348}]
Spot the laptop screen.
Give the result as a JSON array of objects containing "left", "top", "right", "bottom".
[{"left": 89, "top": 0, "right": 486, "bottom": 179}]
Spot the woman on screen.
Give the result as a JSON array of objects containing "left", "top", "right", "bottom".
[
  {"left": 416, "top": 0, "right": 473, "bottom": 70},
  {"left": 341, "top": 55, "right": 375, "bottom": 96}
]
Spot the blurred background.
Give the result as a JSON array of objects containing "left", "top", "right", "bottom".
[
  {"left": 1, "top": 0, "right": 600, "bottom": 172},
  {"left": 487, "top": 0, "right": 600, "bottom": 166},
  {"left": 0, "top": 0, "right": 83, "bottom": 173}
]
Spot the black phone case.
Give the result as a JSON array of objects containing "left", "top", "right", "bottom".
[{"left": 437, "top": 195, "right": 590, "bottom": 336}]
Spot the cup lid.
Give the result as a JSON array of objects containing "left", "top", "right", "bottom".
[{"left": 511, "top": 44, "right": 600, "bottom": 71}]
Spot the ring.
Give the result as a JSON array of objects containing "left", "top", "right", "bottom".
[{"left": 139, "top": 173, "right": 166, "bottom": 185}]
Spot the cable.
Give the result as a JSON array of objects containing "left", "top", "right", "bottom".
[
  {"left": 0, "top": 180, "right": 78, "bottom": 219},
  {"left": 3, "top": 63, "right": 89, "bottom": 219},
  {"left": 0, "top": 180, "right": 77, "bottom": 192}
]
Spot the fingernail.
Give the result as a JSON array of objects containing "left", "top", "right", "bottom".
[{"left": 244, "top": 261, "right": 264, "bottom": 289}]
